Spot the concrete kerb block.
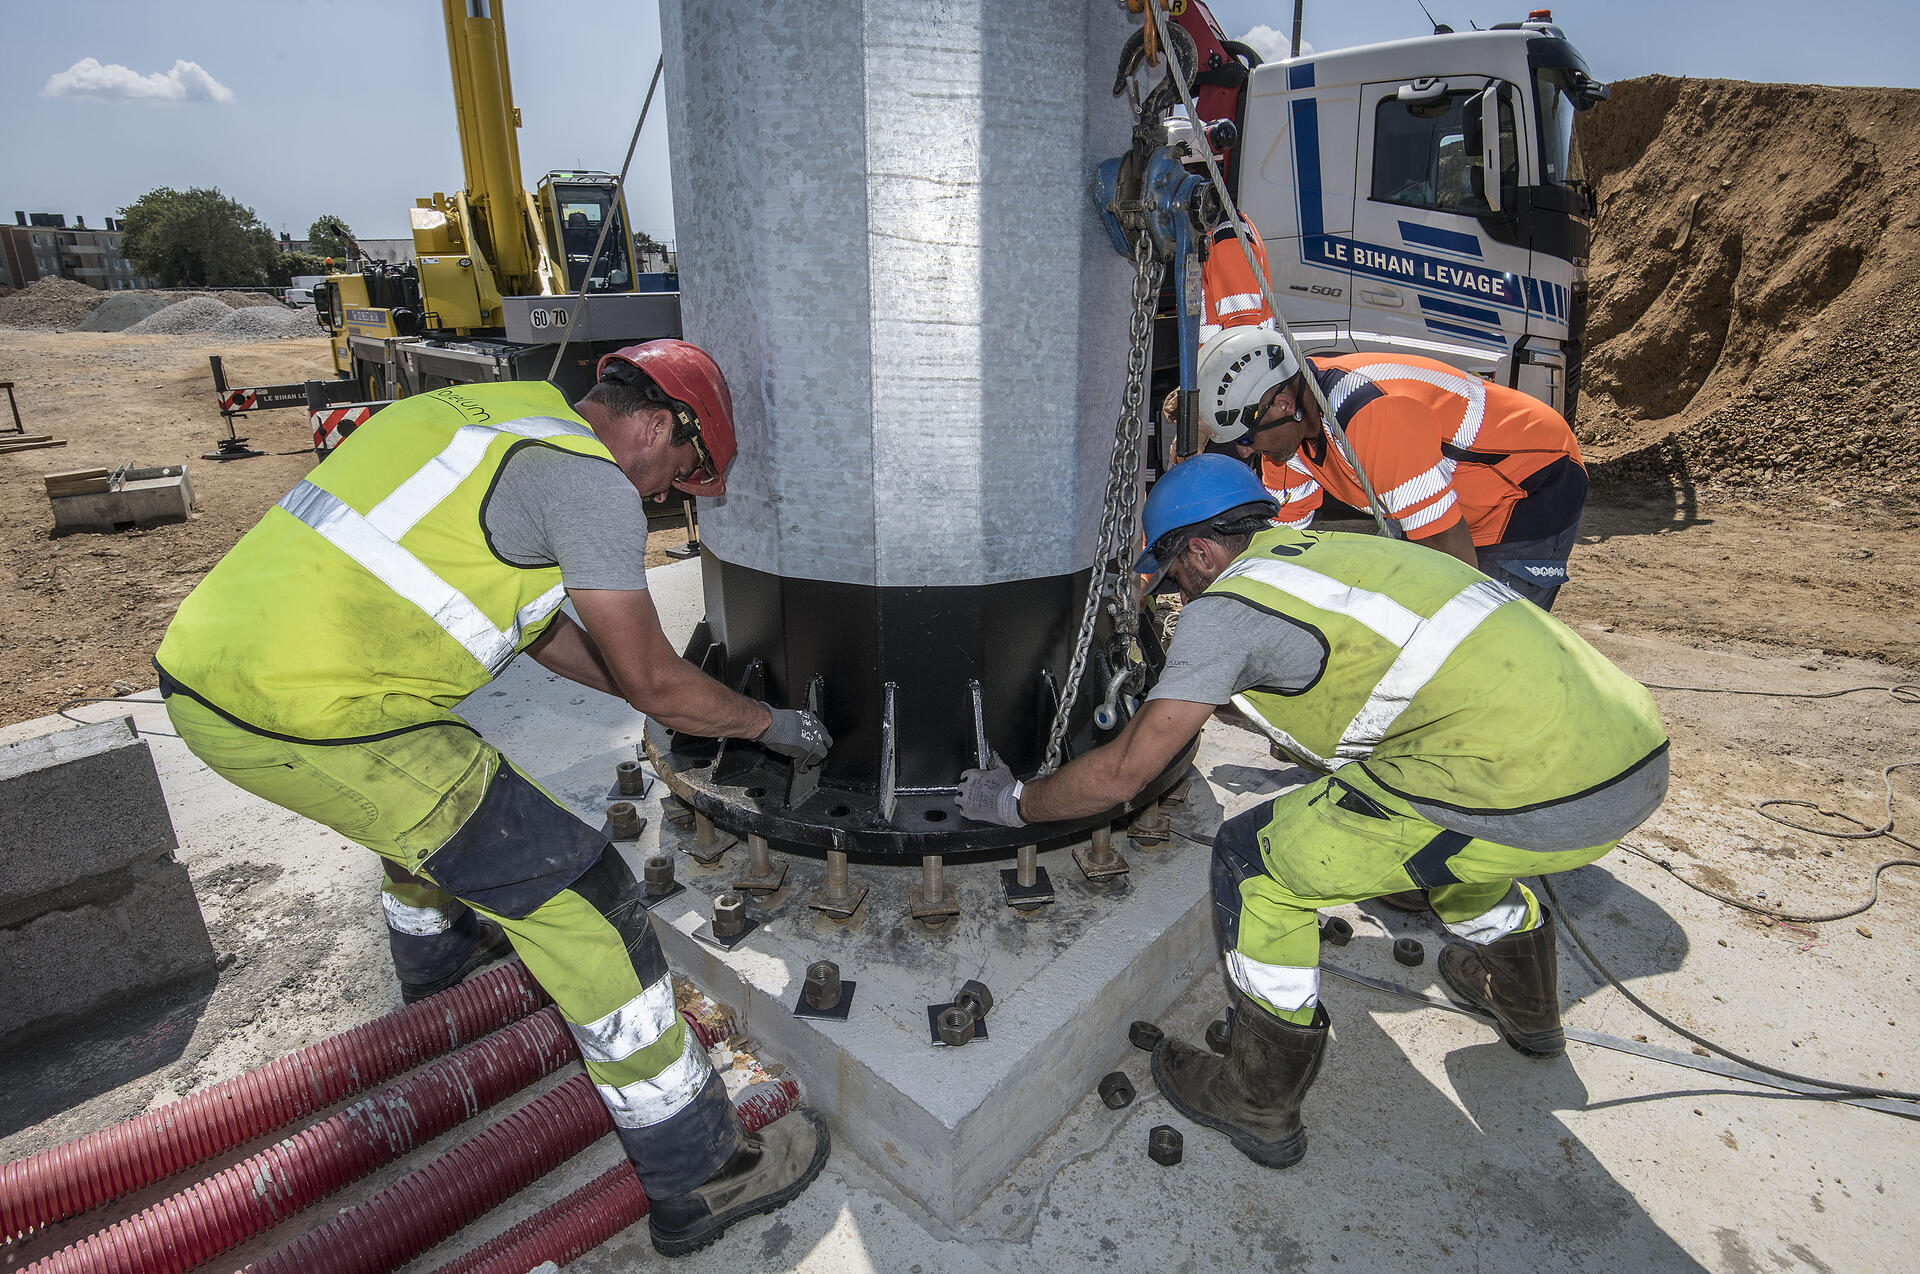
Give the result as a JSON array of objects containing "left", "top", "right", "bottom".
[
  {"left": 0, "top": 717, "right": 178, "bottom": 917},
  {"left": 0, "top": 716, "right": 216, "bottom": 1043}
]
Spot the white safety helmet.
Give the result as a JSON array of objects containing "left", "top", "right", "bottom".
[{"left": 1197, "top": 326, "right": 1302, "bottom": 443}]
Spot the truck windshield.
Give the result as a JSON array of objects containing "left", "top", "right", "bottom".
[
  {"left": 552, "top": 185, "right": 634, "bottom": 293},
  {"left": 1533, "top": 68, "right": 1587, "bottom": 190}
]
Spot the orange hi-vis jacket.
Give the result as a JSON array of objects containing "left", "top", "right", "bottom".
[
  {"left": 1200, "top": 216, "right": 1273, "bottom": 342},
  {"left": 1262, "top": 353, "right": 1586, "bottom": 546}
]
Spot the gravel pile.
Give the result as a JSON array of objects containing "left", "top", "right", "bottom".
[
  {"left": 208, "top": 304, "right": 325, "bottom": 340},
  {"left": 0, "top": 278, "right": 111, "bottom": 329},
  {"left": 124, "top": 296, "right": 235, "bottom": 335},
  {"left": 77, "top": 292, "right": 176, "bottom": 332}
]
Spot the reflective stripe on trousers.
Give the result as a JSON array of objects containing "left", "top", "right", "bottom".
[
  {"left": 1221, "top": 557, "right": 1517, "bottom": 768},
  {"left": 381, "top": 890, "right": 459, "bottom": 936},
  {"left": 1226, "top": 950, "right": 1320, "bottom": 1014},
  {"left": 594, "top": 1028, "right": 713, "bottom": 1129},
  {"left": 1444, "top": 881, "right": 1536, "bottom": 945},
  {"left": 275, "top": 415, "right": 587, "bottom": 674}
]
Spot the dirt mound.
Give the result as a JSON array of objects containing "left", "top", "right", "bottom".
[
  {"left": 1576, "top": 76, "right": 1920, "bottom": 502},
  {"left": 0, "top": 278, "right": 111, "bottom": 329},
  {"left": 123, "top": 295, "right": 234, "bottom": 335},
  {"left": 77, "top": 292, "right": 176, "bottom": 332},
  {"left": 208, "top": 304, "right": 322, "bottom": 340}
]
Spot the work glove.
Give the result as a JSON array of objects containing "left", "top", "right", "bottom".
[
  {"left": 756, "top": 704, "right": 832, "bottom": 769},
  {"left": 956, "top": 758, "right": 1025, "bottom": 827}
]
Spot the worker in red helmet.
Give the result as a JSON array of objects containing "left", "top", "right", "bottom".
[{"left": 155, "top": 339, "right": 831, "bottom": 1257}]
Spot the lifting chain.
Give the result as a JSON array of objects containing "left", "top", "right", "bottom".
[{"left": 1040, "top": 228, "right": 1163, "bottom": 775}]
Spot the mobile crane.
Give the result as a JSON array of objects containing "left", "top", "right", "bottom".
[{"left": 311, "top": 0, "right": 678, "bottom": 403}]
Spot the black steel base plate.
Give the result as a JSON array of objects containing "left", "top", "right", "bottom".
[
  {"left": 793, "top": 980, "right": 857, "bottom": 1021},
  {"left": 926, "top": 1002, "right": 990, "bottom": 1047},
  {"left": 647, "top": 722, "right": 1198, "bottom": 862},
  {"left": 1000, "top": 865, "right": 1056, "bottom": 907},
  {"left": 639, "top": 881, "right": 687, "bottom": 911},
  {"left": 692, "top": 915, "right": 760, "bottom": 951}
]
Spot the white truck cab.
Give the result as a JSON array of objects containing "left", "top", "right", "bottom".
[{"left": 1197, "top": 13, "right": 1606, "bottom": 419}]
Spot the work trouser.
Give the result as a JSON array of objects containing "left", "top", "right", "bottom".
[
  {"left": 162, "top": 693, "right": 740, "bottom": 1199},
  {"left": 1212, "top": 764, "right": 1614, "bottom": 1024}
]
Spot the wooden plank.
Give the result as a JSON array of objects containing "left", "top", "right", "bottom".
[
  {"left": 43, "top": 468, "right": 111, "bottom": 482},
  {"left": 0, "top": 438, "right": 67, "bottom": 454}
]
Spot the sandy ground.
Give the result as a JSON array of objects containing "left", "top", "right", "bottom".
[{"left": 4, "top": 328, "right": 1918, "bottom": 730}]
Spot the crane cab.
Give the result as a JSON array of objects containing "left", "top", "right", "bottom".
[{"left": 536, "top": 172, "right": 637, "bottom": 294}]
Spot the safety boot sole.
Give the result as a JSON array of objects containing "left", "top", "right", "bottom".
[
  {"left": 649, "top": 1108, "right": 832, "bottom": 1257},
  {"left": 1437, "top": 945, "right": 1566, "bottom": 1059},
  {"left": 1149, "top": 1043, "right": 1307, "bottom": 1169}
]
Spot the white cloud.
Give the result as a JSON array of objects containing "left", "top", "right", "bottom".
[
  {"left": 1238, "top": 24, "right": 1313, "bottom": 63},
  {"left": 42, "top": 58, "right": 235, "bottom": 104}
]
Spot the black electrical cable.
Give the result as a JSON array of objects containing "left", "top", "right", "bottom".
[
  {"left": 1540, "top": 874, "right": 1920, "bottom": 1105},
  {"left": 57, "top": 695, "right": 178, "bottom": 738}
]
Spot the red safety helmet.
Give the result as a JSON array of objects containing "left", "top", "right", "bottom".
[{"left": 594, "top": 339, "right": 737, "bottom": 497}]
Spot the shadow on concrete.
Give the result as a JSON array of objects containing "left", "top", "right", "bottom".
[{"left": 0, "top": 970, "right": 218, "bottom": 1139}]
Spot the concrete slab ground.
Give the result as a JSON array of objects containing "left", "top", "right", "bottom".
[{"left": 4, "top": 558, "right": 1917, "bottom": 1273}]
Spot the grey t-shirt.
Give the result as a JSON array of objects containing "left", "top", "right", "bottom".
[
  {"left": 480, "top": 444, "right": 651, "bottom": 591},
  {"left": 1147, "top": 594, "right": 1329, "bottom": 705}
]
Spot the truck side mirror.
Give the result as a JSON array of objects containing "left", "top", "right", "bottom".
[{"left": 1463, "top": 85, "right": 1508, "bottom": 215}]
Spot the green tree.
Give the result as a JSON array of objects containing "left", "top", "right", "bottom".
[
  {"left": 307, "top": 214, "right": 356, "bottom": 260},
  {"left": 270, "top": 251, "right": 333, "bottom": 287},
  {"left": 117, "top": 187, "right": 277, "bottom": 287}
]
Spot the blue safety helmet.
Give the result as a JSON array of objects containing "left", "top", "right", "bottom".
[{"left": 1133, "top": 454, "right": 1280, "bottom": 592}]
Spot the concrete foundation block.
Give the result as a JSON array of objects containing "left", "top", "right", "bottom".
[
  {"left": 0, "top": 716, "right": 216, "bottom": 1043},
  {"left": 0, "top": 860, "right": 219, "bottom": 1042},
  {"left": 0, "top": 717, "right": 177, "bottom": 917},
  {"left": 50, "top": 470, "right": 194, "bottom": 533}
]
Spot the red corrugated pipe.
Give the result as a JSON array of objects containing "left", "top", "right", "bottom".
[
  {"left": 241, "top": 1069, "right": 596, "bottom": 1274},
  {"left": 23, "top": 1007, "right": 576, "bottom": 1274},
  {"left": 1, "top": 961, "right": 549, "bottom": 1243},
  {"left": 431, "top": 1079, "right": 800, "bottom": 1274}
]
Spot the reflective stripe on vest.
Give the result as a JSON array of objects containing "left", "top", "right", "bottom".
[
  {"left": 1326, "top": 362, "right": 1489, "bottom": 448},
  {"left": 1220, "top": 557, "right": 1518, "bottom": 768},
  {"left": 277, "top": 415, "right": 587, "bottom": 675}
]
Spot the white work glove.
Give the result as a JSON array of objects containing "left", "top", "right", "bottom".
[
  {"left": 756, "top": 705, "right": 832, "bottom": 769},
  {"left": 956, "top": 758, "right": 1025, "bottom": 827}
]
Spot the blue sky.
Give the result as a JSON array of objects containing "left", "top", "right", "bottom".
[{"left": 5, "top": 1, "right": 1915, "bottom": 246}]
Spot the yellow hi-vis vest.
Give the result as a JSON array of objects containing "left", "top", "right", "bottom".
[
  {"left": 1210, "top": 527, "right": 1667, "bottom": 818},
  {"left": 156, "top": 382, "right": 617, "bottom": 741}
]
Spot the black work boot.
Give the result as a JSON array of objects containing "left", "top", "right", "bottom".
[
  {"left": 1150, "top": 989, "right": 1329, "bottom": 1169},
  {"left": 1438, "top": 908, "right": 1565, "bottom": 1057},
  {"left": 397, "top": 915, "right": 514, "bottom": 1005},
  {"left": 649, "top": 1108, "right": 831, "bottom": 1257}
]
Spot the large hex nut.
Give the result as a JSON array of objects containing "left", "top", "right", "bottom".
[
  {"left": 712, "top": 892, "right": 747, "bottom": 940},
  {"left": 937, "top": 1005, "right": 977, "bottom": 1047},
  {"left": 804, "top": 960, "right": 843, "bottom": 1011},
  {"left": 1128, "top": 1020, "right": 1164, "bottom": 1052},
  {"left": 643, "top": 854, "right": 676, "bottom": 898},
  {"left": 955, "top": 979, "right": 993, "bottom": 1020},
  {"left": 1205, "top": 1017, "right": 1233, "bottom": 1055},
  {"left": 1098, "top": 1071, "right": 1136, "bottom": 1110}
]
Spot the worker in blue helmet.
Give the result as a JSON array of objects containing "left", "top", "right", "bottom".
[{"left": 955, "top": 454, "right": 1668, "bottom": 1172}]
